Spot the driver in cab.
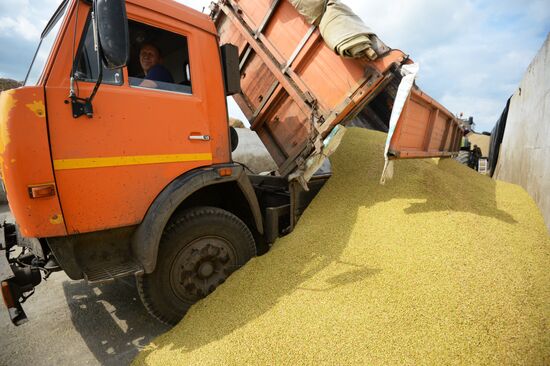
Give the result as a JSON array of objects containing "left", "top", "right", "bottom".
[{"left": 138, "top": 43, "right": 173, "bottom": 88}]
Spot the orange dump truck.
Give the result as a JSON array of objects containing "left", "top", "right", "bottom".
[{"left": 0, "top": 0, "right": 463, "bottom": 325}]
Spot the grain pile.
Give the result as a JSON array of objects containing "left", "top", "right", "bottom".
[{"left": 134, "top": 128, "right": 550, "bottom": 365}]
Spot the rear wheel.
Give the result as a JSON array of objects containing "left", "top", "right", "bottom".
[{"left": 137, "top": 206, "right": 256, "bottom": 325}]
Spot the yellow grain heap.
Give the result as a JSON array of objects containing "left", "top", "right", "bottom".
[{"left": 135, "top": 128, "right": 550, "bottom": 366}]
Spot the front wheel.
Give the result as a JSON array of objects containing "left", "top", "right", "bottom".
[{"left": 137, "top": 206, "right": 256, "bottom": 325}]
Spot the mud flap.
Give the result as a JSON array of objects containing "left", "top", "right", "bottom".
[
  {"left": 1, "top": 280, "right": 28, "bottom": 326},
  {"left": 0, "top": 225, "right": 29, "bottom": 325}
]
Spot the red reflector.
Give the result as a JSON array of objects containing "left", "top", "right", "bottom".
[
  {"left": 28, "top": 184, "right": 56, "bottom": 199},
  {"left": 1, "top": 281, "right": 15, "bottom": 308},
  {"left": 218, "top": 168, "right": 233, "bottom": 177}
]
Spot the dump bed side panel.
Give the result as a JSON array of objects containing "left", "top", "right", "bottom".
[
  {"left": 214, "top": 0, "right": 464, "bottom": 177},
  {"left": 389, "top": 89, "right": 463, "bottom": 159}
]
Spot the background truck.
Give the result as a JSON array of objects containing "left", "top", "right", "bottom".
[{"left": 0, "top": 0, "right": 464, "bottom": 326}]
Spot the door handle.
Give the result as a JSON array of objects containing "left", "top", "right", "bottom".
[{"left": 188, "top": 134, "right": 210, "bottom": 141}]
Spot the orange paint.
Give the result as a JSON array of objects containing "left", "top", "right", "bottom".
[{"left": 0, "top": 87, "right": 66, "bottom": 237}]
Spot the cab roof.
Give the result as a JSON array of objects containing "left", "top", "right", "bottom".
[{"left": 127, "top": 0, "right": 217, "bottom": 35}]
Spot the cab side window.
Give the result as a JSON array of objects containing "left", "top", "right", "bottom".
[
  {"left": 127, "top": 20, "right": 192, "bottom": 94},
  {"left": 74, "top": 14, "right": 122, "bottom": 85}
]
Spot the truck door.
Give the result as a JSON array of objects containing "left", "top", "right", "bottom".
[{"left": 45, "top": 6, "right": 220, "bottom": 234}]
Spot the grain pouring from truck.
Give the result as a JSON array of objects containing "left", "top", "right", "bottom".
[{"left": 0, "top": 0, "right": 464, "bottom": 326}]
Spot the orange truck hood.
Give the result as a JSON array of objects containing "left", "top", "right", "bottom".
[{"left": 0, "top": 87, "right": 66, "bottom": 237}]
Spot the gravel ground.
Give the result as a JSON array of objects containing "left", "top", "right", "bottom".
[{"left": 0, "top": 205, "right": 168, "bottom": 366}]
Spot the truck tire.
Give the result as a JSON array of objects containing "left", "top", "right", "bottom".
[{"left": 136, "top": 206, "right": 256, "bottom": 325}]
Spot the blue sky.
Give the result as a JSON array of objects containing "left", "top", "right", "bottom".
[{"left": 0, "top": 0, "right": 548, "bottom": 132}]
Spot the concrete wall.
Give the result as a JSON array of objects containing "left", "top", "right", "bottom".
[{"left": 494, "top": 33, "right": 550, "bottom": 231}]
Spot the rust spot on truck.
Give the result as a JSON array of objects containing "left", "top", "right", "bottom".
[
  {"left": 50, "top": 214, "right": 64, "bottom": 225},
  {"left": 25, "top": 100, "right": 46, "bottom": 118},
  {"left": 0, "top": 90, "right": 16, "bottom": 180},
  {"left": 0, "top": 90, "right": 16, "bottom": 155}
]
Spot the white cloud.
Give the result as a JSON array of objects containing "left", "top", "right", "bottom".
[
  {"left": 0, "top": 0, "right": 60, "bottom": 41},
  {"left": 0, "top": 15, "right": 44, "bottom": 41},
  {"left": 176, "top": 0, "right": 209, "bottom": 12}
]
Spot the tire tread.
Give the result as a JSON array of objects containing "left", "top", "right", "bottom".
[{"left": 137, "top": 206, "right": 255, "bottom": 325}]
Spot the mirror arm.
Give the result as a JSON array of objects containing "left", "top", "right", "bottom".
[
  {"left": 71, "top": 8, "right": 103, "bottom": 119},
  {"left": 88, "top": 7, "right": 103, "bottom": 103},
  {"left": 86, "top": 45, "right": 104, "bottom": 107}
]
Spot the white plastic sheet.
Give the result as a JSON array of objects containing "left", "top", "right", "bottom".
[
  {"left": 289, "top": 0, "right": 326, "bottom": 25},
  {"left": 380, "top": 63, "right": 420, "bottom": 185},
  {"left": 289, "top": 0, "right": 376, "bottom": 59},
  {"left": 319, "top": 0, "right": 375, "bottom": 59}
]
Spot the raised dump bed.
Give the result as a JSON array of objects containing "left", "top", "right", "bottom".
[{"left": 212, "top": 0, "right": 464, "bottom": 180}]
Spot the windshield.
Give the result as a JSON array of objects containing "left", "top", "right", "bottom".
[{"left": 25, "top": 1, "right": 69, "bottom": 86}]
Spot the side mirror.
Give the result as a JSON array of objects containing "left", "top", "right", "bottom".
[
  {"left": 95, "top": 0, "right": 129, "bottom": 69},
  {"left": 220, "top": 44, "right": 241, "bottom": 96}
]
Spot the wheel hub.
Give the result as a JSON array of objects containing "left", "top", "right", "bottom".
[
  {"left": 198, "top": 262, "right": 214, "bottom": 278},
  {"left": 170, "top": 236, "right": 237, "bottom": 303}
]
